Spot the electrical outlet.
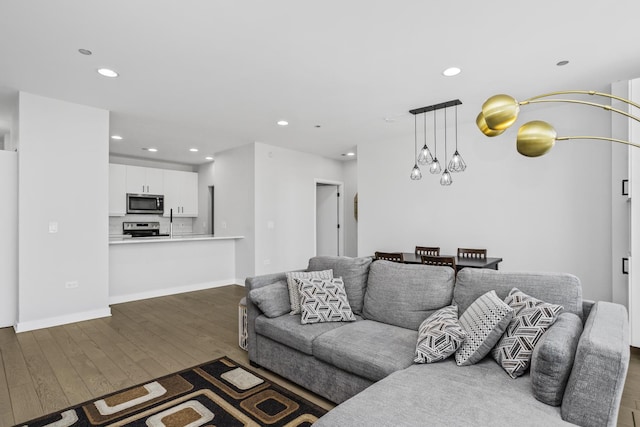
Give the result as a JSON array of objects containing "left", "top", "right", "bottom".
[
  {"left": 221, "top": 221, "right": 227, "bottom": 229},
  {"left": 49, "top": 221, "right": 58, "bottom": 233},
  {"left": 65, "top": 281, "right": 78, "bottom": 289}
]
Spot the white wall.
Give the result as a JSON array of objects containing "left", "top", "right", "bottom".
[
  {"left": 0, "top": 150, "right": 18, "bottom": 327},
  {"left": 342, "top": 159, "right": 358, "bottom": 257},
  {"left": 214, "top": 143, "right": 256, "bottom": 282},
  {"left": 17, "top": 92, "right": 111, "bottom": 332},
  {"left": 254, "top": 143, "right": 344, "bottom": 275},
  {"left": 359, "top": 95, "right": 613, "bottom": 302},
  {"left": 195, "top": 160, "right": 215, "bottom": 235}
]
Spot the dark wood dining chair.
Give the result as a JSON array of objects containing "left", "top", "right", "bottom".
[
  {"left": 374, "top": 251, "right": 405, "bottom": 263},
  {"left": 421, "top": 255, "right": 456, "bottom": 271},
  {"left": 457, "top": 248, "right": 487, "bottom": 260},
  {"left": 415, "top": 246, "right": 440, "bottom": 256}
]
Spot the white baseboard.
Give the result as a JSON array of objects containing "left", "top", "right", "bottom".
[
  {"left": 109, "top": 279, "right": 243, "bottom": 305},
  {"left": 14, "top": 307, "right": 112, "bottom": 333}
]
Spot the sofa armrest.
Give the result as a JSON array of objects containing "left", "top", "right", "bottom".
[
  {"left": 245, "top": 272, "right": 289, "bottom": 362},
  {"left": 561, "top": 301, "right": 629, "bottom": 427}
]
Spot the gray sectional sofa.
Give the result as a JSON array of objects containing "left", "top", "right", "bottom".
[{"left": 245, "top": 256, "right": 630, "bottom": 427}]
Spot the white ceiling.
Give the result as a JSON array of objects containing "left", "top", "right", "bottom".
[{"left": 1, "top": 1, "right": 639, "bottom": 165}]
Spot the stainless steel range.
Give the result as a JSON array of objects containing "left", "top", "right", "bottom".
[{"left": 122, "top": 221, "right": 168, "bottom": 238}]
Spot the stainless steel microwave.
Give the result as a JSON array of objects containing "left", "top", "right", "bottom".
[{"left": 126, "top": 193, "right": 164, "bottom": 214}]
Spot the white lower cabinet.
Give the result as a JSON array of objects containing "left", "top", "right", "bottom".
[{"left": 163, "top": 169, "right": 198, "bottom": 217}]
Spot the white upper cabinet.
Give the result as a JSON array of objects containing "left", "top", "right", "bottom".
[
  {"left": 126, "top": 165, "right": 164, "bottom": 195},
  {"left": 109, "top": 164, "right": 127, "bottom": 216},
  {"left": 163, "top": 169, "right": 199, "bottom": 217}
]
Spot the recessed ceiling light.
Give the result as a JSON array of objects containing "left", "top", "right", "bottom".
[
  {"left": 205, "top": 156, "right": 214, "bottom": 160},
  {"left": 277, "top": 120, "right": 289, "bottom": 126},
  {"left": 189, "top": 148, "right": 199, "bottom": 152},
  {"left": 442, "top": 67, "right": 461, "bottom": 77},
  {"left": 143, "top": 148, "right": 158, "bottom": 152},
  {"left": 97, "top": 68, "right": 119, "bottom": 78},
  {"left": 341, "top": 152, "right": 356, "bottom": 157},
  {"left": 78, "top": 48, "right": 92, "bottom": 56},
  {"left": 111, "top": 135, "right": 123, "bottom": 140},
  {"left": 556, "top": 60, "right": 570, "bottom": 66}
]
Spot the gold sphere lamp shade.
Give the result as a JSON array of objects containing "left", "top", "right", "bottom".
[
  {"left": 516, "top": 120, "right": 556, "bottom": 157},
  {"left": 476, "top": 112, "right": 506, "bottom": 137},
  {"left": 481, "top": 94, "right": 520, "bottom": 131}
]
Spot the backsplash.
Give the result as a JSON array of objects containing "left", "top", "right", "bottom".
[{"left": 109, "top": 215, "right": 194, "bottom": 236}]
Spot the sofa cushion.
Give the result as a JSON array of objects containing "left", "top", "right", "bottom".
[
  {"left": 414, "top": 305, "right": 466, "bottom": 364},
  {"left": 308, "top": 256, "right": 372, "bottom": 314},
  {"left": 362, "top": 260, "right": 455, "bottom": 330},
  {"left": 492, "top": 288, "right": 563, "bottom": 378},
  {"left": 530, "top": 312, "right": 583, "bottom": 406},
  {"left": 296, "top": 277, "right": 356, "bottom": 324},
  {"left": 286, "top": 269, "right": 333, "bottom": 315},
  {"left": 455, "top": 290, "right": 513, "bottom": 366},
  {"left": 255, "top": 313, "right": 355, "bottom": 355},
  {"left": 248, "top": 280, "right": 291, "bottom": 318},
  {"left": 314, "top": 359, "right": 570, "bottom": 427},
  {"left": 313, "top": 320, "right": 417, "bottom": 382},
  {"left": 454, "top": 269, "right": 583, "bottom": 320}
]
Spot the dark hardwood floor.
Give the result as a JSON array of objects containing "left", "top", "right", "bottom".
[{"left": 0, "top": 285, "right": 637, "bottom": 426}]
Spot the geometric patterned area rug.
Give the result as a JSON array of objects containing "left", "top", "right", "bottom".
[{"left": 21, "top": 356, "right": 327, "bottom": 427}]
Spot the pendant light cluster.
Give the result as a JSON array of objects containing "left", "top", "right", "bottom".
[{"left": 409, "top": 99, "right": 466, "bottom": 185}]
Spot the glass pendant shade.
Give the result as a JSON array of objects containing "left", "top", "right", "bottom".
[
  {"left": 410, "top": 164, "right": 422, "bottom": 180},
  {"left": 448, "top": 150, "right": 467, "bottom": 172},
  {"left": 429, "top": 158, "right": 441, "bottom": 174},
  {"left": 440, "top": 168, "right": 453, "bottom": 186},
  {"left": 417, "top": 144, "right": 434, "bottom": 165}
]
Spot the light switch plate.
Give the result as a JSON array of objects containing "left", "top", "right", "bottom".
[{"left": 49, "top": 221, "right": 58, "bottom": 233}]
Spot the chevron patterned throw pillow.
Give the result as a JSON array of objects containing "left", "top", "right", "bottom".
[
  {"left": 415, "top": 305, "right": 467, "bottom": 364},
  {"left": 491, "top": 288, "right": 563, "bottom": 379},
  {"left": 286, "top": 270, "right": 333, "bottom": 315},
  {"left": 295, "top": 277, "right": 356, "bottom": 325}
]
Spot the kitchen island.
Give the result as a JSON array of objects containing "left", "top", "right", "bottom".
[{"left": 109, "top": 235, "right": 244, "bottom": 304}]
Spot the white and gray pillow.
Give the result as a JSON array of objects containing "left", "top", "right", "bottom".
[
  {"left": 415, "top": 305, "right": 466, "bottom": 364},
  {"left": 295, "top": 277, "right": 356, "bottom": 324},
  {"left": 492, "top": 288, "right": 563, "bottom": 378},
  {"left": 286, "top": 269, "right": 333, "bottom": 315},
  {"left": 455, "top": 290, "right": 513, "bottom": 366}
]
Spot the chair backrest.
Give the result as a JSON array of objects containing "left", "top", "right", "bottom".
[
  {"left": 457, "top": 248, "right": 487, "bottom": 259},
  {"left": 421, "top": 255, "right": 457, "bottom": 271},
  {"left": 374, "top": 251, "right": 404, "bottom": 262},
  {"left": 415, "top": 246, "right": 440, "bottom": 256}
]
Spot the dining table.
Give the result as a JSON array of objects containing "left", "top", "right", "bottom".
[{"left": 399, "top": 252, "right": 503, "bottom": 271}]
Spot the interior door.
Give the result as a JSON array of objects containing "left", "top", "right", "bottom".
[{"left": 316, "top": 184, "right": 339, "bottom": 256}]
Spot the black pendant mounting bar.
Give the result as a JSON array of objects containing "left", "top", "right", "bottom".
[{"left": 409, "top": 99, "right": 462, "bottom": 115}]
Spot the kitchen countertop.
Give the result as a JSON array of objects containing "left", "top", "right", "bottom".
[{"left": 109, "top": 234, "right": 244, "bottom": 245}]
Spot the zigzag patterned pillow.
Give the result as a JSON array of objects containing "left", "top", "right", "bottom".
[
  {"left": 491, "top": 288, "right": 563, "bottom": 378},
  {"left": 295, "top": 277, "right": 356, "bottom": 324},
  {"left": 286, "top": 270, "right": 333, "bottom": 315},
  {"left": 414, "top": 305, "right": 467, "bottom": 364}
]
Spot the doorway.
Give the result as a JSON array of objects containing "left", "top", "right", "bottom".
[{"left": 316, "top": 181, "right": 343, "bottom": 256}]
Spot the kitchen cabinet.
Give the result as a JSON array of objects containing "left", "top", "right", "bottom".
[
  {"left": 109, "top": 164, "right": 127, "bottom": 216},
  {"left": 126, "top": 165, "right": 164, "bottom": 195},
  {"left": 163, "top": 169, "right": 198, "bottom": 217}
]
